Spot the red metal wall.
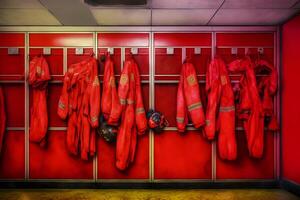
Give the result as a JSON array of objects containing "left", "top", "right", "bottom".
[
  {"left": 0, "top": 31, "right": 276, "bottom": 181},
  {"left": 282, "top": 14, "right": 300, "bottom": 184}
]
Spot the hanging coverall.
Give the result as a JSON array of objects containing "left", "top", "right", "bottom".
[
  {"left": 255, "top": 59, "right": 278, "bottom": 131},
  {"left": 28, "top": 56, "right": 51, "bottom": 147},
  {"left": 101, "top": 53, "right": 121, "bottom": 126},
  {"left": 115, "top": 56, "right": 147, "bottom": 170},
  {"left": 176, "top": 57, "right": 205, "bottom": 132},
  {"left": 228, "top": 57, "right": 264, "bottom": 158},
  {"left": 0, "top": 87, "right": 6, "bottom": 155},
  {"left": 205, "top": 58, "right": 237, "bottom": 160},
  {"left": 57, "top": 57, "right": 100, "bottom": 160}
]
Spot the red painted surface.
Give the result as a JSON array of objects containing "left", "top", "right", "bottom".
[
  {"left": 30, "top": 33, "right": 93, "bottom": 47},
  {"left": 155, "top": 48, "right": 182, "bottom": 75},
  {"left": 155, "top": 84, "right": 177, "bottom": 127},
  {"left": 0, "top": 33, "right": 24, "bottom": 47},
  {"left": 2, "top": 84, "right": 24, "bottom": 127},
  {"left": 0, "top": 131, "right": 25, "bottom": 179},
  {"left": 98, "top": 134, "right": 149, "bottom": 179},
  {"left": 0, "top": 48, "right": 25, "bottom": 75},
  {"left": 125, "top": 48, "right": 149, "bottom": 75},
  {"left": 98, "top": 85, "right": 149, "bottom": 179},
  {"left": 154, "top": 33, "right": 211, "bottom": 47},
  {"left": 98, "top": 33, "right": 149, "bottom": 47},
  {"left": 98, "top": 48, "right": 122, "bottom": 76},
  {"left": 154, "top": 131, "right": 212, "bottom": 179},
  {"left": 29, "top": 48, "right": 63, "bottom": 75},
  {"left": 216, "top": 33, "right": 274, "bottom": 46},
  {"left": 29, "top": 131, "right": 93, "bottom": 179},
  {"left": 282, "top": 14, "right": 300, "bottom": 184},
  {"left": 186, "top": 48, "right": 211, "bottom": 75},
  {"left": 67, "top": 48, "right": 94, "bottom": 67},
  {"left": 47, "top": 84, "right": 66, "bottom": 127},
  {"left": 216, "top": 131, "right": 274, "bottom": 179}
]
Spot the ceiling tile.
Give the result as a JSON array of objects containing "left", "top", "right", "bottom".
[
  {"left": 0, "top": 9, "right": 61, "bottom": 25},
  {"left": 222, "top": 0, "right": 299, "bottom": 9},
  {"left": 152, "top": 9, "right": 216, "bottom": 25},
  {"left": 294, "top": 1, "right": 300, "bottom": 8},
  {"left": 209, "top": 8, "right": 300, "bottom": 25},
  {"left": 0, "top": 0, "right": 44, "bottom": 8},
  {"left": 40, "top": 0, "right": 97, "bottom": 25},
  {"left": 151, "top": 0, "right": 223, "bottom": 9},
  {"left": 91, "top": 9, "right": 151, "bottom": 25}
]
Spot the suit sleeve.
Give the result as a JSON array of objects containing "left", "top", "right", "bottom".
[
  {"left": 101, "top": 58, "right": 112, "bottom": 120},
  {"left": 57, "top": 74, "right": 70, "bottom": 120},
  {"left": 176, "top": 67, "right": 188, "bottom": 132},
  {"left": 133, "top": 62, "right": 147, "bottom": 135},
  {"left": 89, "top": 73, "right": 101, "bottom": 128}
]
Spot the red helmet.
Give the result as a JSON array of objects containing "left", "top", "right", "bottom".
[{"left": 146, "top": 109, "right": 169, "bottom": 133}]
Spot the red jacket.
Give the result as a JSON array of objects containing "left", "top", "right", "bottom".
[
  {"left": 205, "top": 58, "right": 237, "bottom": 160},
  {"left": 28, "top": 56, "right": 50, "bottom": 147},
  {"left": 228, "top": 57, "right": 264, "bottom": 158},
  {"left": 57, "top": 57, "right": 100, "bottom": 160},
  {"left": 101, "top": 53, "right": 121, "bottom": 125},
  {"left": 115, "top": 56, "right": 147, "bottom": 170},
  {"left": 255, "top": 59, "right": 278, "bottom": 131},
  {"left": 0, "top": 87, "right": 6, "bottom": 155},
  {"left": 177, "top": 57, "right": 205, "bottom": 132}
]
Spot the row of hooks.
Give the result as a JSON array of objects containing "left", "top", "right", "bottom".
[{"left": 4, "top": 47, "right": 268, "bottom": 56}]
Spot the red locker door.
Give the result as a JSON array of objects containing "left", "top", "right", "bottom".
[
  {"left": 154, "top": 33, "right": 212, "bottom": 179},
  {"left": 215, "top": 32, "right": 275, "bottom": 179},
  {"left": 0, "top": 33, "right": 25, "bottom": 180},
  {"left": 97, "top": 33, "right": 150, "bottom": 179},
  {"left": 29, "top": 33, "right": 94, "bottom": 179}
]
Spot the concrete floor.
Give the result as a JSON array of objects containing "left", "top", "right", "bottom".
[
  {"left": 0, "top": 189, "right": 300, "bottom": 200},
  {"left": 0, "top": 189, "right": 299, "bottom": 200}
]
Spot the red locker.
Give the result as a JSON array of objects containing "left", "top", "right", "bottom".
[
  {"left": 29, "top": 131, "right": 93, "bottom": 179},
  {"left": 97, "top": 33, "right": 150, "bottom": 179},
  {"left": 154, "top": 131, "right": 212, "bottom": 179},
  {"left": 0, "top": 131, "right": 25, "bottom": 179}
]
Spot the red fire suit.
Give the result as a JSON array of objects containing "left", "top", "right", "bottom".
[
  {"left": 228, "top": 57, "right": 264, "bottom": 158},
  {"left": 255, "top": 59, "right": 278, "bottom": 131},
  {"left": 115, "top": 56, "right": 147, "bottom": 170},
  {"left": 0, "top": 87, "right": 6, "bottom": 155},
  {"left": 28, "top": 56, "right": 51, "bottom": 147},
  {"left": 57, "top": 57, "right": 100, "bottom": 160},
  {"left": 205, "top": 58, "right": 237, "bottom": 160},
  {"left": 101, "top": 53, "right": 121, "bottom": 125},
  {"left": 176, "top": 57, "right": 205, "bottom": 132}
]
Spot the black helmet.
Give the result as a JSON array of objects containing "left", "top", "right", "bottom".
[{"left": 97, "top": 115, "right": 118, "bottom": 143}]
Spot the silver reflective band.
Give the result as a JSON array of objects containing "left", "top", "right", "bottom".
[
  {"left": 176, "top": 117, "right": 184, "bottom": 123},
  {"left": 188, "top": 102, "right": 202, "bottom": 111},
  {"left": 219, "top": 106, "right": 235, "bottom": 112},
  {"left": 58, "top": 101, "right": 65, "bottom": 110},
  {"left": 136, "top": 107, "right": 145, "bottom": 114},
  {"left": 120, "top": 98, "right": 126, "bottom": 105}
]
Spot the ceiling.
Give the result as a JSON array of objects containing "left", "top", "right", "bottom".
[{"left": 0, "top": 0, "right": 299, "bottom": 26}]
